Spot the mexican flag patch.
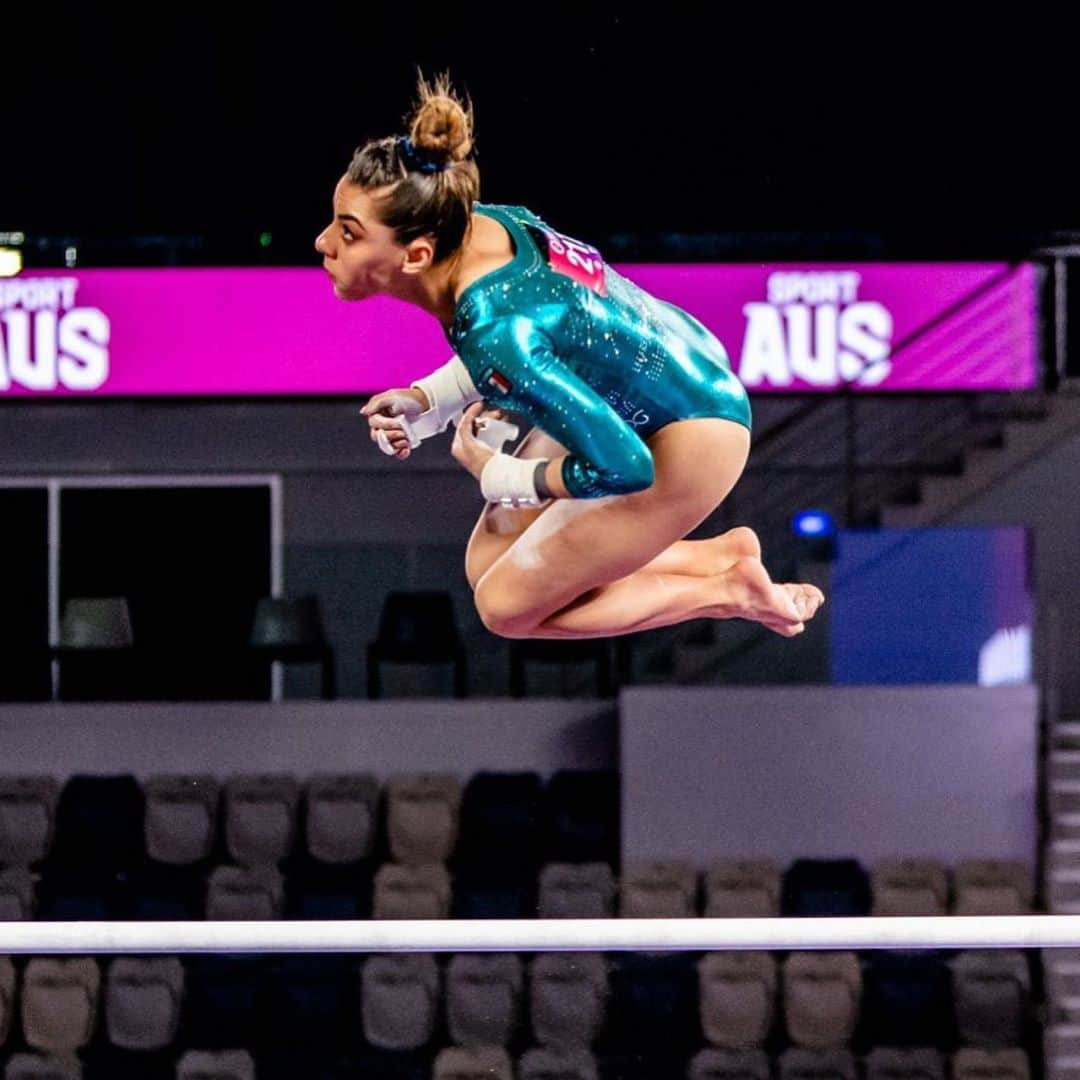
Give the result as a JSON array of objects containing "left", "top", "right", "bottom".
[{"left": 485, "top": 369, "right": 513, "bottom": 394}]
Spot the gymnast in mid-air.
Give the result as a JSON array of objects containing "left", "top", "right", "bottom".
[{"left": 315, "top": 72, "right": 824, "bottom": 640}]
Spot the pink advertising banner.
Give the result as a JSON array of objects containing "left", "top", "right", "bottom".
[{"left": 0, "top": 263, "right": 1038, "bottom": 398}]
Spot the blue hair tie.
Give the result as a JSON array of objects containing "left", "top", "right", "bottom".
[{"left": 398, "top": 136, "right": 449, "bottom": 174}]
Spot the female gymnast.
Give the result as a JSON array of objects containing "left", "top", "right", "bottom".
[{"left": 315, "top": 73, "right": 824, "bottom": 641}]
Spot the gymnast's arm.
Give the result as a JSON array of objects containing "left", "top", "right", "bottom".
[{"left": 460, "top": 316, "right": 655, "bottom": 500}]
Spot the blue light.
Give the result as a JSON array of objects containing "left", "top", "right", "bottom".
[{"left": 793, "top": 510, "right": 835, "bottom": 538}]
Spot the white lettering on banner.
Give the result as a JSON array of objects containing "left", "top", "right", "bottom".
[
  {"left": 767, "top": 271, "right": 862, "bottom": 306},
  {"left": 0, "top": 277, "right": 110, "bottom": 392},
  {"left": 739, "top": 271, "right": 893, "bottom": 389}
]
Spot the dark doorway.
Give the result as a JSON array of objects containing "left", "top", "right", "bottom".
[{"left": 60, "top": 484, "right": 273, "bottom": 700}]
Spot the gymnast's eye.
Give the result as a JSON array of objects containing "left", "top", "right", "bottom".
[{"left": 341, "top": 227, "right": 354, "bottom": 241}]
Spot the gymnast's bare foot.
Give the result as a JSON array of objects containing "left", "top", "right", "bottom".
[
  {"left": 700, "top": 526, "right": 762, "bottom": 572},
  {"left": 709, "top": 556, "right": 825, "bottom": 637}
]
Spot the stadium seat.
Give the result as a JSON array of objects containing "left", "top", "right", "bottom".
[
  {"left": 361, "top": 954, "right": 439, "bottom": 1051},
  {"left": 446, "top": 953, "right": 523, "bottom": 1047},
  {"left": 697, "top": 952, "right": 776, "bottom": 1048}
]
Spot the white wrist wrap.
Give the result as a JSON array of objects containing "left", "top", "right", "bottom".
[
  {"left": 481, "top": 453, "right": 547, "bottom": 507},
  {"left": 405, "top": 354, "right": 482, "bottom": 446}
]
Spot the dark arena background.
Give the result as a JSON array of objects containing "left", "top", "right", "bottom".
[{"left": 2, "top": 13, "right": 1080, "bottom": 1080}]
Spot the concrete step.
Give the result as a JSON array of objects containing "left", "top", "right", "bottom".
[
  {"left": 1053, "top": 753, "right": 1080, "bottom": 782},
  {"left": 1047, "top": 1023, "right": 1080, "bottom": 1061},
  {"left": 882, "top": 389, "right": 1080, "bottom": 527},
  {"left": 1056, "top": 724, "right": 1080, "bottom": 749}
]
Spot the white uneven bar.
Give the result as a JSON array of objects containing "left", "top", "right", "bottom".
[{"left": 1, "top": 916, "right": 1080, "bottom": 954}]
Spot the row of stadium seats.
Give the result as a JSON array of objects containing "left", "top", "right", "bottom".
[
  {"left": 0, "top": 1044, "right": 1037, "bottom": 1080},
  {"left": 0, "top": 855, "right": 1038, "bottom": 923},
  {"left": 0, "top": 950, "right": 1037, "bottom": 1056},
  {"left": 0, "top": 772, "right": 620, "bottom": 871}
]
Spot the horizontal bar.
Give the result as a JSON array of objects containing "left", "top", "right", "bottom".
[{"left": 0, "top": 916, "right": 1078, "bottom": 955}]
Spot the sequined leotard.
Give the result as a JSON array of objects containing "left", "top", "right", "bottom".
[{"left": 449, "top": 203, "right": 752, "bottom": 499}]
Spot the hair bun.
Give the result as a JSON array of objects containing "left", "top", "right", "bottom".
[{"left": 408, "top": 71, "right": 474, "bottom": 167}]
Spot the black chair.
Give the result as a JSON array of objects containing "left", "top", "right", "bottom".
[
  {"left": 284, "top": 860, "right": 374, "bottom": 920},
  {"left": 366, "top": 591, "right": 466, "bottom": 699},
  {"left": 49, "top": 774, "right": 145, "bottom": 875},
  {"left": 248, "top": 595, "right": 336, "bottom": 699},
  {"left": 81, "top": 1046, "right": 176, "bottom": 1080},
  {"left": 508, "top": 638, "right": 615, "bottom": 698},
  {"left": 451, "top": 867, "right": 537, "bottom": 919},
  {"left": 36, "top": 863, "right": 130, "bottom": 920},
  {"left": 542, "top": 770, "right": 620, "bottom": 867},
  {"left": 128, "top": 861, "right": 206, "bottom": 921},
  {"left": 183, "top": 955, "right": 268, "bottom": 1049},
  {"left": 604, "top": 953, "right": 699, "bottom": 1058},
  {"left": 261, "top": 954, "right": 360, "bottom": 1054},
  {"left": 0, "top": 641, "right": 51, "bottom": 701},
  {"left": 53, "top": 596, "right": 138, "bottom": 701},
  {"left": 781, "top": 857, "right": 872, "bottom": 917},
  {"left": 861, "top": 951, "right": 956, "bottom": 1049},
  {"left": 456, "top": 771, "right": 542, "bottom": 874}
]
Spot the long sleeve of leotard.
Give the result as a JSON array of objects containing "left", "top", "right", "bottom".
[{"left": 458, "top": 314, "right": 655, "bottom": 499}]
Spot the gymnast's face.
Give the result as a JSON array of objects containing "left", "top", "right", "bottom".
[
  {"left": 315, "top": 175, "right": 435, "bottom": 302},
  {"left": 315, "top": 177, "right": 402, "bottom": 301}
]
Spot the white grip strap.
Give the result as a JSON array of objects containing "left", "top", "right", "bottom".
[
  {"left": 377, "top": 409, "right": 445, "bottom": 454},
  {"left": 376, "top": 355, "right": 482, "bottom": 456},
  {"left": 379, "top": 415, "right": 520, "bottom": 456},
  {"left": 473, "top": 416, "right": 520, "bottom": 451}
]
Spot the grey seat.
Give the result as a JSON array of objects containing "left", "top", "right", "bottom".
[
  {"left": 619, "top": 859, "right": 698, "bottom": 918},
  {"left": 0, "top": 776, "right": 59, "bottom": 866},
  {"left": 698, "top": 952, "right": 776, "bottom": 1048},
  {"left": 3, "top": 1055, "right": 82, "bottom": 1080},
  {"left": 519, "top": 1046, "right": 600, "bottom": 1080},
  {"left": 144, "top": 775, "right": 219, "bottom": 865},
  {"left": 432, "top": 1045, "right": 513, "bottom": 1080},
  {"left": 0, "top": 867, "right": 37, "bottom": 920},
  {"left": 104, "top": 957, "right": 184, "bottom": 1050},
  {"left": 21, "top": 959, "right": 100, "bottom": 1053},
  {"left": 174, "top": 1050, "right": 256, "bottom": 1080},
  {"left": 205, "top": 864, "right": 284, "bottom": 920},
  {"left": 304, "top": 773, "right": 378, "bottom": 863},
  {"left": 385, "top": 772, "right": 461, "bottom": 865},
  {"left": 446, "top": 953, "right": 522, "bottom": 1047},
  {"left": 0, "top": 957, "right": 15, "bottom": 1047},
  {"left": 951, "top": 1048, "right": 1031, "bottom": 1080},
  {"left": 538, "top": 863, "right": 616, "bottom": 919},
  {"left": 687, "top": 1047, "right": 771, "bottom": 1080},
  {"left": 373, "top": 862, "right": 452, "bottom": 919},
  {"left": 704, "top": 859, "right": 781, "bottom": 917},
  {"left": 361, "top": 954, "right": 439, "bottom": 1050},
  {"left": 781, "top": 952, "right": 861, "bottom": 1048},
  {"left": 949, "top": 950, "right": 1030, "bottom": 1047},
  {"left": 529, "top": 953, "right": 608, "bottom": 1049},
  {"left": 871, "top": 859, "right": 948, "bottom": 915},
  {"left": 864, "top": 1047, "right": 946, "bottom": 1080},
  {"left": 777, "top": 1048, "right": 858, "bottom": 1080},
  {"left": 953, "top": 860, "right": 1032, "bottom": 915},
  {"left": 224, "top": 773, "right": 300, "bottom": 865}
]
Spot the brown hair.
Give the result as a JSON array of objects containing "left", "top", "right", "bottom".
[{"left": 347, "top": 71, "right": 479, "bottom": 264}]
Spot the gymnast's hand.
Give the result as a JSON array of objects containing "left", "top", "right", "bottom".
[
  {"left": 450, "top": 402, "right": 497, "bottom": 480},
  {"left": 360, "top": 387, "right": 430, "bottom": 460}
]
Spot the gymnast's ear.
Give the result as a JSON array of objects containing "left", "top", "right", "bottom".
[{"left": 401, "top": 234, "right": 437, "bottom": 275}]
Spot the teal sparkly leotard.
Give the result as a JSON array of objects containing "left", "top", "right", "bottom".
[{"left": 449, "top": 203, "right": 752, "bottom": 499}]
